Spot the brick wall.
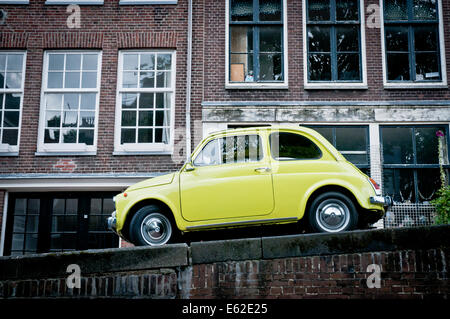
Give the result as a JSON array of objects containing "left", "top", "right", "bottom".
[
  {"left": 0, "top": 0, "right": 199, "bottom": 175},
  {"left": 203, "top": 0, "right": 450, "bottom": 102},
  {"left": 1, "top": 225, "right": 449, "bottom": 299}
]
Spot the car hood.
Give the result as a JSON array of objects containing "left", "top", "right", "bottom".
[{"left": 126, "top": 172, "right": 175, "bottom": 192}]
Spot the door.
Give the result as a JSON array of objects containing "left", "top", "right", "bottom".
[
  {"left": 5, "top": 192, "right": 119, "bottom": 256},
  {"left": 180, "top": 134, "right": 274, "bottom": 222}
]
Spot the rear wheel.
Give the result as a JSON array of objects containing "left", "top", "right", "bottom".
[
  {"left": 129, "top": 205, "right": 177, "bottom": 246},
  {"left": 308, "top": 192, "right": 358, "bottom": 233}
]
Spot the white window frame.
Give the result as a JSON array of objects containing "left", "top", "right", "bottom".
[
  {"left": 37, "top": 50, "right": 102, "bottom": 155},
  {"left": 45, "top": 0, "right": 103, "bottom": 5},
  {"left": 225, "top": 0, "right": 289, "bottom": 89},
  {"left": 302, "top": 0, "right": 368, "bottom": 90},
  {"left": 380, "top": 0, "right": 448, "bottom": 89},
  {"left": 114, "top": 50, "right": 176, "bottom": 155},
  {"left": 0, "top": 51, "right": 26, "bottom": 156},
  {"left": 0, "top": 1, "right": 29, "bottom": 4},
  {"left": 119, "top": 0, "right": 178, "bottom": 5}
]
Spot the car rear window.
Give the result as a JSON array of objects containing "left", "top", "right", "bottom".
[{"left": 270, "top": 132, "right": 322, "bottom": 160}]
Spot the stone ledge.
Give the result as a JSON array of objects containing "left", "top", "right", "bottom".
[{"left": 0, "top": 244, "right": 189, "bottom": 281}]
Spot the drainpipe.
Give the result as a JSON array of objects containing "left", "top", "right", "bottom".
[{"left": 185, "top": 0, "right": 193, "bottom": 160}]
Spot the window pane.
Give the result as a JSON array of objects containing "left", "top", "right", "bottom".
[
  {"left": 138, "top": 128, "right": 153, "bottom": 143},
  {"left": 122, "top": 111, "right": 136, "bottom": 126},
  {"left": 260, "top": 26, "right": 282, "bottom": 52},
  {"left": 6, "top": 72, "right": 22, "bottom": 89},
  {"left": 122, "top": 71, "right": 138, "bottom": 88},
  {"left": 311, "top": 127, "right": 333, "bottom": 143},
  {"left": 230, "top": 26, "right": 253, "bottom": 53},
  {"left": 141, "top": 54, "right": 155, "bottom": 70},
  {"left": 415, "top": 53, "right": 440, "bottom": 81},
  {"left": 13, "top": 215, "right": 26, "bottom": 233},
  {"left": 387, "top": 53, "right": 410, "bottom": 81},
  {"left": 28, "top": 199, "right": 40, "bottom": 215},
  {"left": 413, "top": 0, "right": 437, "bottom": 20},
  {"left": 7, "top": 54, "right": 23, "bottom": 71},
  {"left": 82, "top": 54, "right": 98, "bottom": 70},
  {"left": 66, "top": 54, "right": 81, "bottom": 71},
  {"left": 157, "top": 54, "right": 172, "bottom": 70},
  {"left": 259, "top": 53, "right": 283, "bottom": 81},
  {"left": 336, "top": 0, "right": 359, "bottom": 21},
  {"left": 381, "top": 127, "right": 414, "bottom": 164},
  {"left": 122, "top": 93, "right": 137, "bottom": 109},
  {"left": 156, "top": 71, "right": 171, "bottom": 88},
  {"left": 0, "top": 55, "right": 5, "bottom": 71},
  {"left": 259, "top": 0, "right": 282, "bottom": 21},
  {"left": 3, "top": 111, "right": 19, "bottom": 127},
  {"left": 140, "top": 72, "right": 155, "bottom": 88},
  {"left": 121, "top": 128, "right": 136, "bottom": 143},
  {"left": 231, "top": 0, "right": 253, "bottom": 22},
  {"left": 337, "top": 53, "right": 360, "bottom": 80},
  {"left": 44, "top": 129, "right": 60, "bottom": 143},
  {"left": 79, "top": 129, "right": 94, "bottom": 145},
  {"left": 308, "top": 26, "right": 330, "bottom": 52},
  {"left": 47, "top": 72, "right": 63, "bottom": 88},
  {"left": 48, "top": 54, "right": 64, "bottom": 71},
  {"left": 414, "top": 26, "right": 438, "bottom": 51},
  {"left": 26, "top": 216, "right": 39, "bottom": 233},
  {"left": 123, "top": 54, "right": 138, "bottom": 70},
  {"left": 230, "top": 53, "right": 254, "bottom": 82},
  {"left": 0, "top": 73, "right": 4, "bottom": 88},
  {"left": 81, "top": 71, "right": 97, "bottom": 88},
  {"left": 308, "top": 0, "right": 330, "bottom": 21},
  {"left": 5, "top": 93, "right": 20, "bottom": 109},
  {"left": 417, "top": 168, "right": 441, "bottom": 202},
  {"left": 139, "top": 111, "right": 153, "bottom": 126},
  {"left": 194, "top": 139, "right": 221, "bottom": 166},
  {"left": 336, "top": 26, "right": 359, "bottom": 52},
  {"left": 385, "top": 26, "right": 409, "bottom": 51},
  {"left": 270, "top": 132, "right": 322, "bottom": 160},
  {"left": 80, "top": 111, "right": 95, "bottom": 127},
  {"left": 62, "top": 129, "right": 77, "bottom": 143},
  {"left": 415, "top": 127, "right": 441, "bottom": 164},
  {"left": 139, "top": 93, "right": 154, "bottom": 109},
  {"left": 383, "top": 169, "right": 415, "bottom": 203},
  {"left": 64, "top": 72, "right": 80, "bottom": 88},
  {"left": 80, "top": 93, "right": 96, "bottom": 110},
  {"left": 343, "top": 153, "right": 368, "bottom": 164},
  {"left": 2, "top": 129, "right": 18, "bottom": 145},
  {"left": 384, "top": 0, "right": 408, "bottom": 20},
  {"left": 63, "top": 93, "right": 79, "bottom": 110},
  {"left": 46, "top": 94, "right": 63, "bottom": 110},
  {"left": 308, "top": 54, "right": 331, "bottom": 81},
  {"left": 46, "top": 111, "right": 61, "bottom": 127},
  {"left": 336, "top": 127, "right": 367, "bottom": 151}
]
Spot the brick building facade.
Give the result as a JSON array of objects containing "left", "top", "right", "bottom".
[{"left": 0, "top": 0, "right": 449, "bottom": 256}]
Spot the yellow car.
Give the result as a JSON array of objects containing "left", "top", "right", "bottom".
[{"left": 108, "top": 126, "right": 391, "bottom": 246}]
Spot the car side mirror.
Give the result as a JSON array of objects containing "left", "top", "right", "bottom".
[{"left": 185, "top": 157, "right": 195, "bottom": 172}]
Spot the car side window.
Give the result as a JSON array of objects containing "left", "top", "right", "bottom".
[
  {"left": 270, "top": 132, "right": 322, "bottom": 161},
  {"left": 194, "top": 134, "right": 263, "bottom": 166}
]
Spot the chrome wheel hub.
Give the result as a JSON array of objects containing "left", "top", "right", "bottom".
[{"left": 316, "top": 199, "right": 350, "bottom": 232}]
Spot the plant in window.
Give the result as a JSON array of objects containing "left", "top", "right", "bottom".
[{"left": 431, "top": 130, "right": 450, "bottom": 225}]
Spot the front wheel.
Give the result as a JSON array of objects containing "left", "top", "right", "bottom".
[
  {"left": 129, "top": 205, "right": 176, "bottom": 246},
  {"left": 308, "top": 192, "right": 358, "bottom": 233}
]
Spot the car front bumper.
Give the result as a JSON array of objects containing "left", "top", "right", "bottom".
[
  {"left": 107, "top": 211, "right": 117, "bottom": 233},
  {"left": 370, "top": 195, "right": 393, "bottom": 208}
]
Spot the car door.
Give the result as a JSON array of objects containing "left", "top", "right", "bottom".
[{"left": 179, "top": 133, "right": 274, "bottom": 222}]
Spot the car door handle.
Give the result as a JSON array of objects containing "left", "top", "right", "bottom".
[{"left": 254, "top": 167, "right": 271, "bottom": 173}]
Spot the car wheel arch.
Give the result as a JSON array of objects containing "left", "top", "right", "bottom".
[{"left": 122, "top": 198, "right": 178, "bottom": 241}]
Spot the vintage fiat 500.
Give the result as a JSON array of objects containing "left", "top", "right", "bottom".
[{"left": 108, "top": 126, "right": 391, "bottom": 246}]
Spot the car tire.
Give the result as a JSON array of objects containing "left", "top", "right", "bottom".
[
  {"left": 129, "top": 205, "right": 177, "bottom": 246},
  {"left": 308, "top": 192, "right": 358, "bottom": 233}
]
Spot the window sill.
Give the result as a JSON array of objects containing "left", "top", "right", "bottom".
[
  {"left": 35, "top": 151, "right": 97, "bottom": 156},
  {"left": 45, "top": 0, "right": 103, "bottom": 5},
  {"left": 0, "top": 1, "right": 29, "bottom": 4},
  {"left": 113, "top": 151, "right": 173, "bottom": 156},
  {"left": 119, "top": 0, "right": 177, "bottom": 4},
  {"left": 225, "top": 83, "right": 288, "bottom": 90},
  {"left": 384, "top": 82, "right": 448, "bottom": 89},
  {"left": 304, "top": 83, "right": 368, "bottom": 90},
  {"left": 0, "top": 151, "right": 19, "bottom": 156}
]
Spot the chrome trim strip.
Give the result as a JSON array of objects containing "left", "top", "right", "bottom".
[{"left": 186, "top": 217, "right": 298, "bottom": 230}]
